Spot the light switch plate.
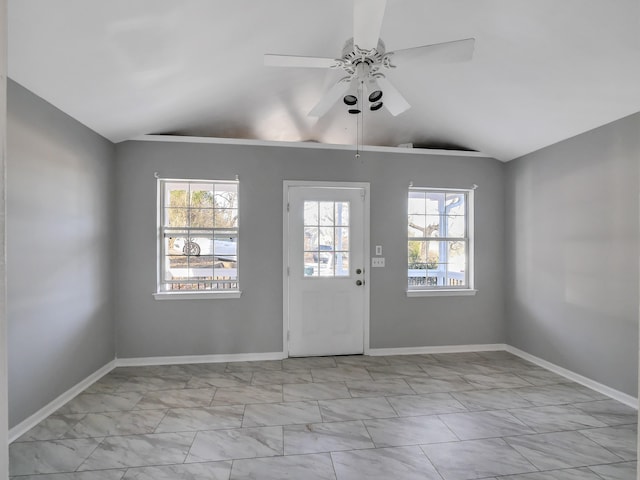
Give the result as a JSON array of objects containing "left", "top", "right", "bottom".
[
  {"left": 371, "top": 257, "right": 385, "bottom": 267},
  {"left": 375, "top": 245, "right": 382, "bottom": 256}
]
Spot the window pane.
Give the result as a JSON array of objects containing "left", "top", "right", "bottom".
[
  {"left": 305, "top": 227, "right": 319, "bottom": 250},
  {"left": 165, "top": 208, "right": 188, "bottom": 227},
  {"left": 447, "top": 215, "right": 465, "bottom": 237},
  {"left": 334, "top": 252, "right": 349, "bottom": 276},
  {"left": 446, "top": 193, "right": 465, "bottom": 215},
  {"left": 304, "top": 201, "right": 319, "bottom": 226},
  {"left": 214, "top": 184, "right": 238, "bottom": 208},
  {"left": 319, "top": 202, "right": 334, "bottom": 225},
  {"left": 319, "top": 227, "right": 334, "bottom": 249},
  {"left": 166, "top": 184, "right": 188, "bottom": 207},
  {"left": 190, "top": 208, "right": 214, "bottom": 228},
  {"left": 190, "top": 185, "right": 215, "bottom": 208},
  {"left": 335, "top": 227, "right": 349, "bottom": 251},
  {"left": 408, "top": 192, "right": 426, "bottom": 215},
  {"left": 447, "top": 241, "right": 467, "bottom": 274},
  {"left": 408, "top": 214, "right": 426, "bottom": 237},
  {"left": 213, "top": 233, "right": 238, "bottom": 258},
  {"left": 215, "top": 208, "right": 238, "bottom": 228},
  {"left": 335, "top": 202, "right": 349, "bottom": 226},
  {"left": 189, "top": 255, "right": 215, "bottom": 279},
  {"left": 425, "top": 193, "right": 444, "bottom": 214}
]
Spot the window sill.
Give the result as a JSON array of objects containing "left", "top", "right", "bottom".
[
  {"left": 153, "top": 291, "right": 242, "bottom": 300},
  {"left": 407, "top": 289, "right": 477, "bottom": 298}
]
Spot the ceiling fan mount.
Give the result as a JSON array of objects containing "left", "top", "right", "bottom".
[{"left": 264, "top": 0, "right": 475, "bottom": 118}]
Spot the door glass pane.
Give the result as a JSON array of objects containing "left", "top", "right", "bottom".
[{"left": 303, "top": 200, "right": 351, "bottom": 278}]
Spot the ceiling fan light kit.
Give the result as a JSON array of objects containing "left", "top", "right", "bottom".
[{"left": 264, "top": 0, "right": 475, "bottom": 150}]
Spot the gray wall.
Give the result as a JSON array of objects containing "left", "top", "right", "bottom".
[
  {"left": 7, "top": 80, "right": 116, "bottom": 427},
  {"left": 505, "top": 113, "right": 640, "bottom": 397},
  {"left": 114, "top": 141, "right": 506, "bottom": 358}
]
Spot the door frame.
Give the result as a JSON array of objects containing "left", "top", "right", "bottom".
[{"left": 283, "top": 180, "right": 370, "bottom": 358}]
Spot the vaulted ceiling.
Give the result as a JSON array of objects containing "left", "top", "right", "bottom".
[{"left": 8, "top": 0, "right": 640, "bottom": 161}]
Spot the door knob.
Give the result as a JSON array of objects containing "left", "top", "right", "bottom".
[
  {"left": 356, "top": 268, "right": 362, "bottom": 274},
  {"left": 356, "top": 280, "right": 363, "bottom": 286}
]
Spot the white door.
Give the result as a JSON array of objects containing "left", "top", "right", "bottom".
[{"left": 286, "top": 184, "right": 367, "bottom": 357}]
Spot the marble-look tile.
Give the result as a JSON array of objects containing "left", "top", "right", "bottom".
[
  {"left": 334, "top": 355, "right": 390, "bottom": 367},
  {"left": 514, "top": 384, "right": 604, "bottom": 406},
  {"left": 421, "top": 438, "right": 537, "bottom": 480},
  {"left": 282, "top": 356, "right": 337, "bottom": 370},
  {"left": 9, "top": 438, "right": 103, "bottom": 476},
  {"left": 439, "top": 410, "right": 535, "bottom": 440},
  {"left": 364, "top": 415, "right": 458, "bottom": 447},
  {"left": 185, "top": 372, "right": 253, "bottom": 389},
  {"left": 14, "top": 414, "right": 84, "bottom": 442},
  {"left": 451, "top": 389, "right": 534, "bottom": 411},
  {"left": 56, "top": 392, "right": 143, "bottom": 414},
  {"left": 573, "top": 400, "right": 638, "bottom": 426},
  {"left": 425, "top": 362, "right": 510, "bottom": 377},
  {"left": 178, "top": 362, "right": 229, "bottom": 375},
  {"left": 513, "top": 368, "right": 570, "bottom": 386},
  {"left": 242, "top": 400, "right": 322, "bottom": 427},
  {"left": 212, "top": 384, "right": 283, "bottom": 405},
  {"left": 283, "top": 381, "right": 350, "bottom": 402},
  {"left": 155, "top": 405, "right": 244, "bottom": 432},
  {"left": 78, "top": 432, "right": 195, "bottom": 470},
  {"left": 284, "top": 420, "right": 374, "bottom": 454},
  {"left": 589, "top": 461, "right": 637, "bottom": 480},
  {"left": 508, "top": 405, "right": 607, "bottom": 433},
  {"left": 579, "top": 425, "right": 637, "bottom": 461},
  {"left": 122, "top": 461, "right": 232, "bottom": 480},
  {"left": 432, "top": 352, "right": 484, "bottom": 364},
  {"left": 230, "top": 453, "right": 337, "bottom": 480},
  {"left": 133, "top": 388, "right": 215, "bottom": 409},
  {"left": 113, "top": 375, "right": 188, "bottom": 393},
  {"left": 383, "top": 354, "right": 440, "bottom": 366},
  {"left": 504, "top": 431, "right": 624, "bottom": 470},
  {"left": 461, "top": 373, "right": 533, "bottom": 389},
  {"left": 331, "top": 446, "right": 441, "bottom": 480},
  {"left": 10, "top": 470, "right": 127, "bottom": 480},
  {"left": 405, "top": 375, "right": 475, "bottom": 394},
  {"left": 495, "top": 467, "right": 606, "bottom": 479},
  {"left": 225, "top": 360, "right": 282, "bottom": 372},
  {"left": 365, "top": 363, "right": 428, "bottom": 380},
  {"left": 318, "top": 397, "right": 397, "bottom": 422},
  {"left": 64, "top": 410, "right": 166, "bottom": 438},
  {"left": 250, "top": 369, "right": 313, "bottom": 385},
  {"left": 387, "top": 393, "right": 467, "bottom": 417},
  {"left": 186, "top": 426, "right": 283, "bottom": 462},
  {"left": 346, "top": 378, "right": 414, "bottom": 398},
  {"left": 311, "top": 366, "right": 373, "bottom": 382}
]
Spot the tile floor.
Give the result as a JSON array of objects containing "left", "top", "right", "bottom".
[{"left": 9, "top": 351, "right": 638, "bottom": 480}]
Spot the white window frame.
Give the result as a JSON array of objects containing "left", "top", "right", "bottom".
[
  {"left": 153, "top": 178, "right": 241, "bottom": 300},
  {"left": 407, "top": 186, "right": 476, "bottom": 297}
]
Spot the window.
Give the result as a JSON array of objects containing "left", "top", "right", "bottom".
[
  {"left": 408, "top": 187, "right": 474, "bottom": 295},
  {"left": 156, "top": 179, "right": 239, "bottom": 297}
]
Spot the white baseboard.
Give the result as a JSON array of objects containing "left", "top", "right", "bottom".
[
  {"left": 8, "top": 360, "right": 116, "bottom": 443},
  {"left": 369, "top": 343, "right": 507, "bottom": 356},
  {"left": 115, "top": 351, "right": 286, "bottom": 367},
  {"left": 505, "top": 345, "right": 638, "bottom": 409}
]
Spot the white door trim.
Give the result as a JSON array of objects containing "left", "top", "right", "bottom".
[{"left": 283, "top": 180, "right": 370, "bottom": 358}]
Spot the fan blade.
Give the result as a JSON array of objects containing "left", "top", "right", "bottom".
[
  {"left": 309, "top": 79, "right": 352, "bottom": 117},
  {"left": 264, "top": 54, "right": 338, "bottom": 69},
  {"left": 353, "top": 0, "right": 386, "bottom": 51},
  {"left": 376, "top": 77, "right": 410, "bottom": 116},
  {"left": 389, "top": 38, "right": 475, "bottom": 65}
]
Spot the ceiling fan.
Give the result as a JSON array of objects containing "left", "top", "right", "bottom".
[{"left": 264, "top": 0, "right": 475, "bottom": 118}]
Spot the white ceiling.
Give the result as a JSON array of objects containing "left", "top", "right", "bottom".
[{"left": 8, "top": 0, "right": 640, "bottom": 161}]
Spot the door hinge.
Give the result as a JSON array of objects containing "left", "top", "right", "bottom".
[
  {"left": 287, "top": 266, "right": 290, "bottom": 276},
  {"left": 287, "top": 202, "right": 290, "bottom": 212},
  {"left": 287, "top": 330, "right": 290, "bottom": 341}
]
